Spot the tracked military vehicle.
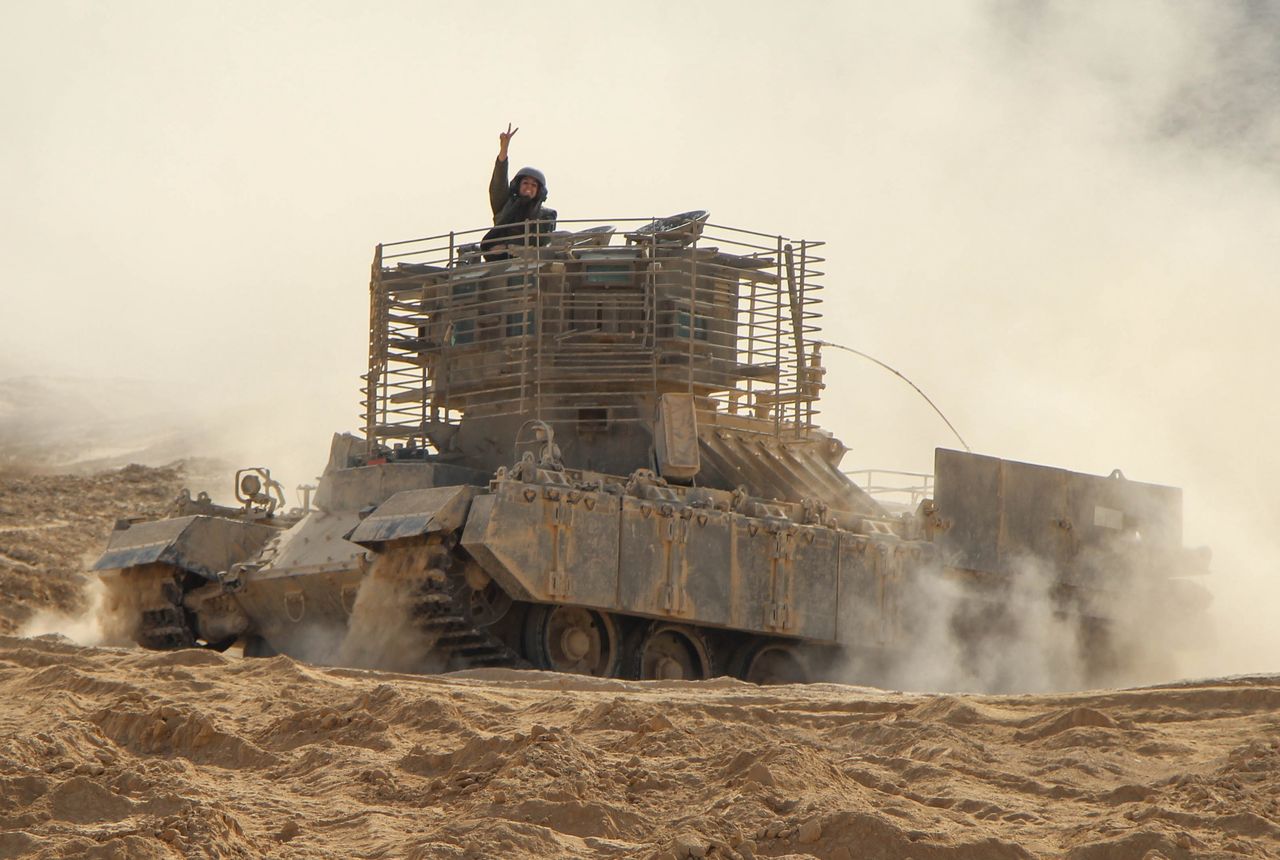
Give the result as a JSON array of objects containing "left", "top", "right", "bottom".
[{"left": 94, "top": 214, "right": 1210, "bottom": 684}]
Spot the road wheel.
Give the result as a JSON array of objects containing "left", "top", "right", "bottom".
[
  {"left": 461, "top": 576, "right": 513, "bottom": 628},
  {"left": 630, "top": 623, "right": 713, "bottom": 680},
  {"left": 523, "top": 605, "right": 620, "bottom": 676},
  {"left": 731, "top": 639, "right": 809, "bottom": 685}
]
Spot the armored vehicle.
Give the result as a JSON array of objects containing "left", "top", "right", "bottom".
[{"left": 94, "top": 214, "right": 1210, "bottom": 684}]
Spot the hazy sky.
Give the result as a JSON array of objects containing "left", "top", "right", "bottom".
[{"left": 2, "top": 2, "right": 1278, "bottom": 673}]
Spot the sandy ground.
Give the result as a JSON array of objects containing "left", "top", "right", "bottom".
[
  {"left": 0, "top": 465, "right": 184, "bottom": 636},
  {"left": 1, "top": 465, "right": 1278, "bottom": 859},
  {"left": 0, "top": 636, "right": 1277, "bottom": 859}
]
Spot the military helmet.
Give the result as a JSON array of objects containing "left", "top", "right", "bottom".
[{"left": 511, "top": 166, "right": 548, "bottom": 202}]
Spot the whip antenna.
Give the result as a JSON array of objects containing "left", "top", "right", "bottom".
[{"left": 816, "top": 340, "right": 972, "bottom": 453}]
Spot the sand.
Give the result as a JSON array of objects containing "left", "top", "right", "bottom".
[
  {"left": 0, "top": 465, "right": 184, "bottom": 637},
  {"left": 0, "top": 635, "right": 1277, "bottom": 859},
  {"left": 2, "top": 465, "right": 1278, "bottom": 859}
]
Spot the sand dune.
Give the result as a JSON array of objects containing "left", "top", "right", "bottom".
[{"left": 0, "top": 634, "right": 1277, "bottom": 859}]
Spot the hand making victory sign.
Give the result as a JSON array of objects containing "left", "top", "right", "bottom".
[{"left": 497, "top": 123, "right": 518, "bottom": 161}]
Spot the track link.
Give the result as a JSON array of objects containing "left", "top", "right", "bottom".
[
  {"left": 137, "top": 606, "right": 195, "bottom": 649},
  {"left": 111, "top": 569, "right": 197, "bottom": 650},
  {"left": 407, "top": 537, "right": 529, "bottom": 672}
]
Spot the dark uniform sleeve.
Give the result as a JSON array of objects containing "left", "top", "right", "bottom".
[{"left": 489, "top": 158, "right": 509, "bottom": 221}]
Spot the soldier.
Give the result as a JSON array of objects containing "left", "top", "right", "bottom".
[{"left": 482, "top": 124, "right": 557, "bottom": 260}]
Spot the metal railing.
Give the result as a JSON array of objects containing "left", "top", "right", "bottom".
[
  {"left": 844, "top": 468, "right": 935, "bottom": 509},
  {"left": 363, "top": 216, "right": 825, "bottom": 453}
]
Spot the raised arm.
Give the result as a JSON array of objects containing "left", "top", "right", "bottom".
[{"left": 490, "top": 123, "right": 518, "bottom": 217}]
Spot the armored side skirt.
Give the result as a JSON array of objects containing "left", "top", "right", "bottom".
[{"left": 459, "top": 479, "right": 929, "bottom": 645}]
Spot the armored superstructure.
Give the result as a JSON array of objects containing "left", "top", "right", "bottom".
[{"left": 94, "top": 214, "right": 1210, "bottom": 684}]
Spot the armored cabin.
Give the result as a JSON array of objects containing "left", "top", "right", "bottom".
[{"left": 365, "top": 212, "right": 879, "bottom": 516}]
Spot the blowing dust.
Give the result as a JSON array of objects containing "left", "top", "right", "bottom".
[
  {"left": 835, "top": 553, "right": 1210, "bottom": 695},
  {"left": 817, "top": 2, "right": 1280, "bottom": 688},
  {"left": 18, "top": 570, "right": 199, "bottom": 652},
  {"left": 334, "top": 545, "right": 447, "bottom": 674},
  {"left": 204, "top": 547, "right": 452, "bottom": 673},
  {"left": 18, "top": 576, "right": 115, "bottom": 647}
]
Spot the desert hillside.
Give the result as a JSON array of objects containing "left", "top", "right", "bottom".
[{"left": 0, "top": 464, "right": 184, "bottom": 636}]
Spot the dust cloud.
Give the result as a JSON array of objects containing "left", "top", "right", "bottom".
[
  {"left": 2, "top": 3, "right": 1277, "bottom": 687},
  {"left": 336, "top": 546, "right": 447, "bottom": 674},
  {"left": 18, "top": 578, "right": 112, "bottom": 645},
  {"left": 0, "top": 369, "right": 335, "bottom": 508},
  {"left": 818, "top": 3, "right": 1280, "bottom": 685},
  {"left": 840, "top": 561, "right": 1087, "bottom": 695},
  {"left": 836, "top": 554, "right": 1210, "bottom": 695},
  {"left": 241, "top": 546, "right": 451, "bottom": 673},
  {"left": 19, "top": 572, "right": 203, "bottom": 652}
]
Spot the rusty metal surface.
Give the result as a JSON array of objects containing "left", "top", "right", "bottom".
[
  {"left": 234, "top": 567, "right": 365, "bottom": 653},
  {"left": 463, "top": 472, "right": 853, "bottom": 642},
  {"left": 93, "top": 516, "right": 275, "bottom": 580},
  {"left": 933, "top": 448, "right": 1184, "bottom": 580},
  {"left": 312, "top": 462, "right": 487, "bottom": 513},
  {"left": 348, "top": 485, "right": 479, "bottom": 546},
  {"left": 617, "top": 498, "right": 725, "bottom": 625},
  {"left": 461, "top": 480, "right": 620, "bottom": 606},
  {"left": 834, "top": 534, "right": 932, "bottom": 648},
  {"left": 697, "top": 426, "right": 883, "bottom": 516},
  {"left": 654, "top": 393, "right": 700, "bottom": 480},
  {"left": 788, "top": 524, "right": 839, "bottom": 640}
]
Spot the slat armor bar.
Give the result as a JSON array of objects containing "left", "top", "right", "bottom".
[{"left": 364, "top": 215, "right": 825, "bottom": 457}]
